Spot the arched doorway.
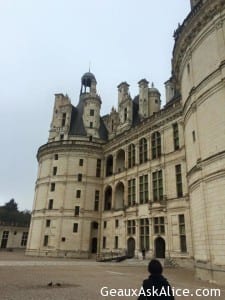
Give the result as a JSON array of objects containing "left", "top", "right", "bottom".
[
  {"left": 91, "top": 238, "right": 97, "bottom": 253},
  {"left": 127, "top": 237, "right": 135, "bottom": 258},
  {"left": 155, "top": 237, "right": 165, "bottom": 258}
]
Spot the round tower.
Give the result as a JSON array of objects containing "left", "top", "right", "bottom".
[
  {"left": 148, "top": 83, "right": 161, "bottom": 115},
  {"left": 173, "top": 0, "right": 225, "bottom": 283},
  {"left": 138, "top": 79, "right": 149, "bottom": 118},
  {"left": 80, "top": 72, "right": 102, "bottom": 139}
]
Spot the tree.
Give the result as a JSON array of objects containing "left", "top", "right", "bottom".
[
  {"left": 4, "top": 199, "right": 18, "bottom": 212},
  {"left": 0, "top": 199, "right": 30, "bottom": 226}
]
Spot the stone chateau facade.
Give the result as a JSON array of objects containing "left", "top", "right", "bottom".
[{"left": 27, "top": 0, "right": 225, "bottom": 284}]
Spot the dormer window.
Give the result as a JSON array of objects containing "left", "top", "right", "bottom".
[{"left": 62, "top": 113, "right": 66, "bottom": 127}]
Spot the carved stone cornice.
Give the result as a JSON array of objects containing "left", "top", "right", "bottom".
[
  {"left": 172, "top": 0, "right": 225, "bottom": 81},
  {"left": 37, "top": 140, "right": 103, "bottom": 160}
]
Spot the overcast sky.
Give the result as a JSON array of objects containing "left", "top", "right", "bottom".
[{"left": 0, "top": 0, "right": 190, "bottom": 211}]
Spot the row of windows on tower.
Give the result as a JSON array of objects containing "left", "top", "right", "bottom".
[
  {"left": 102, "top": 215, "right": 186, "bottom": 252},
  {"left": 51, "top": 159, "right": 101, "bottom": 178},
  {"left": 45, "top": 219, "right": 79, "bottom": 232},
  {"left": 47, "top": 192, "right": 99, "bottom": 212}
]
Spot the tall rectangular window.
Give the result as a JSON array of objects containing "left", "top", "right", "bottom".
[
  {"left": 192, "top": 130, "right": 196, "bottom": 142},
  {"left": 74, "top": 206, "right": 80, "bottom": 216},
  {"left": 128, "top": 144, "right": 135, "bottom": 168},
  {"left": 114, "top": 236, "right": 119, "bottom": 249},
  {"left": 151, "top": 132, "right": 161, "bottom": 159},
  {"left": 53, "top": 166, "right": 57, "bottom": 176},
  {"left": 54, "top": 154, "right": 58, "bottom": 160},
  {"left": 62, "top": 113, "right": 66, "bottom": 127},
  {"left": 103, "top": 236, "right": 106, "bottom": 249},
  {"left": 76, "top": 190, "right": 81, "bottom": 198},
  {"left": 46, "top": 219, "right": 51, "bottom": 227},
  {"left": 73, "top": 223, "right": 78, "bottom": 233},
  {"left": 94, "top": 190, "right": 99, "bottom": 211},
  {"left": 1, "top": 231, "right": 9, "bottom": 248},
  {"left": 140, "top": 219, "right": 149, "bottom": 250},
  {"left": 21, "top": 232, "right": 28, "bottom": 246},
  {"left": 139, "top": 138, "right": 148, "bottom": 164},
  {"left": 124, "top": 107, "right": 127, "bottom": 121},
  {"left": 128, "top": 178, "right": 136, "bottom": 206},
  {"left": 79, "top": 159, "right": 83, "bottom": 166},
  {"left": 90, "top": 109, "right": 94, "bottom": 116},
  {"left": 43, "top": 235, "right": 49, "bottom": 246},
  {"left": 154, "top": 217, "right": 165, "bottom": 234},
  {"left": 152, "top": 170, "right": 163, "bottom": 201},
  {"left": 175, "top": 164, "right": 183, "bottom": 197},
  {"left": 96, "top": 159, "right": 101, "bottom": 177},
  {"left": 139, "top": 175, "right": 148, "bottom": 204},
  {"left": 78, "top": 174, "right": 82, "bottom": 182},
  {"left": 179, "top": 214, "right": 187, "bottom": 252},
  {"left": 173, "top": 123, "right": 180, "bottom": 150},
  {"left": 50, "top": 183, "right": 55, "bottom": 192},
  {"left": 48, "top": 199, "right": 53, "bottom": 210},
  {"left": 127, "top": 220, "right": 136, "bottom": 235},
  {"left": 115, "top": 219, "right": 119, "bottom": 228}
]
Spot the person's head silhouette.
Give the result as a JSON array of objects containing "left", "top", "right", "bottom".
[{"left": 148, "top": 259, "right": 163, "bottom": 275}]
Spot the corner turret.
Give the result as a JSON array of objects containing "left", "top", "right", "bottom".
[{"left": 80, "top": 72, "right": 102, "bottom": 139}]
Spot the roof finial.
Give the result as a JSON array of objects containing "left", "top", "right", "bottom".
[
  {"left": 151, "top": 82, "right": 154, "bottom": 88},
  {"left": 89, "top": 61, "right": 91, "bottom": 72}
]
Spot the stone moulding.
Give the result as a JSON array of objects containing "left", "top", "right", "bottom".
[{"left": 173, "top": 0, "right": 225, "bottom": 80}]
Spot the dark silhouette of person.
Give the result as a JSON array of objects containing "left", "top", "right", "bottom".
[
  {"left": 138, "top": 259, "right": 175, "bottom": 299},
  {"left": 142, "top": 248, "right": 146, "bottom": 260}
]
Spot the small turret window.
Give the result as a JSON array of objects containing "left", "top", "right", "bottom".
[
  {"left": 187, "top": 63, "right": 190, "bottom": 75},
  {"left": 90, "top": 122, "right": 93, "bottom": 128},
  {"left": 124, "top": 108, "right": 127, "bottom": 122},
  {"left": 62, "top": 113, "right": 66, "bottom": 127},
  {"left": 90, "top": 109, "right": 94, "bottom": 116}
]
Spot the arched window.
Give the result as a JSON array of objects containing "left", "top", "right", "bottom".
[
  {"left": 115, "top": 182, "right": 124, "bottom": 210},
  {"left": 128, "top": 144, "right": 135, "bottom": 168},
  {"left": 104, "top": 186, "right": 112, "bottom": 210},
  {"left": 139, "top": 138, "right": 148, "bottom": 164},
  {"left": 116, "top": 149, "right": 125, "bottom": 173},
  {"left": 151, "top": 132, "right": 161, "bottom": 159}
]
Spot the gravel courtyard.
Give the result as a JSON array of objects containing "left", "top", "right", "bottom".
[{"left": 0, "top": 251, "right": 224, "bottom": 300}]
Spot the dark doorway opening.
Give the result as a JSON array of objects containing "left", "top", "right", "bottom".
[
  {"left": 155, "top": 237, "right": 165, "bottom": 258},
  {"left": 91, "top": 238, "right": 97, "bottom": 253},
  {"left": 127, "top": 237, "right": 135, "bottom": 258}
]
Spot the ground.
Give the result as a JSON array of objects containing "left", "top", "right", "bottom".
[{"left": 0, "top": 251, "right": 224, "bottom": 300}]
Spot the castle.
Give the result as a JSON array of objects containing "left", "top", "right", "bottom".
[{"left": 26, "top": 0, "right": 225, "bottom": 284}]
